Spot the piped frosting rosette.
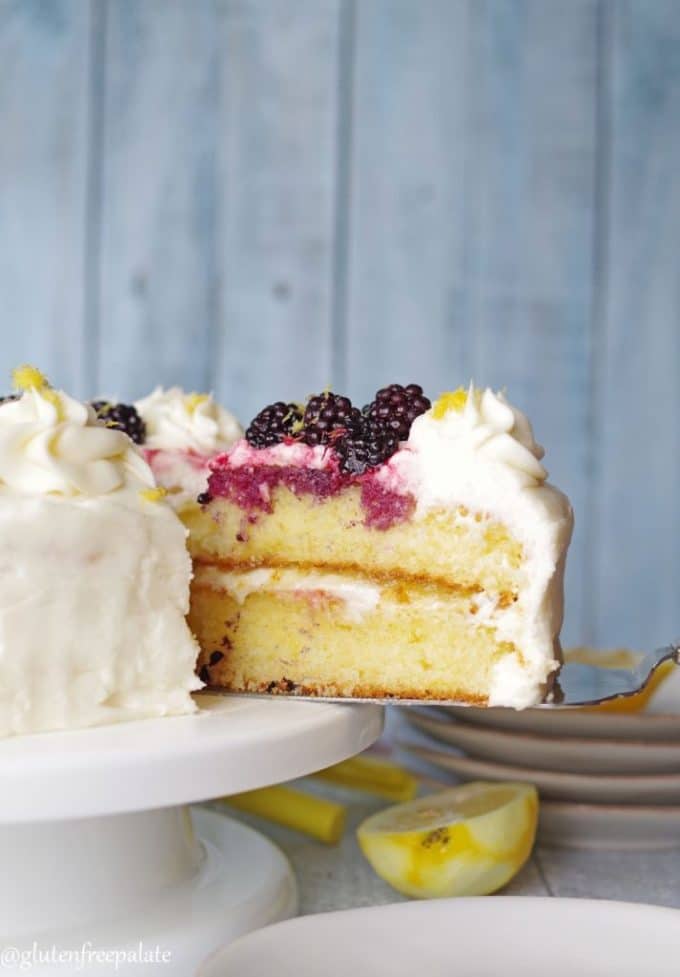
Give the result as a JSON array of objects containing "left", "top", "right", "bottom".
[
  {"left": 135, "top": 386, "right": 242, "bottom": 455},
  {"left": 0, "top": 366, "right": 153, "bottom": 497}
]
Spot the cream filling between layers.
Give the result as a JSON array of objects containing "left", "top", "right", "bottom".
[
  {"left": 195, "top": 566, "right": 381, "bottom": 623},
  {"left": 194, "top": 565, "right": 529, "bottom": 654}
]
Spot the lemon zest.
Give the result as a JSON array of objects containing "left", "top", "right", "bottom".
[
  {"left": 139, "top": 487, "right": 168, "bottom": 504},
  {"left": 432, "top": 387, "right": 468, "bottom": 418},
  {"left": 11, "top": 364, "right": 50, "bottom": 392},
  {"left": 11, "top": 365, "right": 64, "bottom": 418},
  {"left": 185, "top": 392, "right": 209, "bottom": 413}
]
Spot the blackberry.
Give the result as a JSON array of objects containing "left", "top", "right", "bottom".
[
  {"left": 300, "top": 392, "right": 362, "bottom": 447},
  {"left": 246, "top": 401, "right": 303, "bottom": 448},
  {"left": 364, "top": 383, "right": 431, "bottom": 441},
  {"left": 335, "top": 416, "right": 399, "bottom": 475},
  {"left": 91, "top": 400, "right": 146, "bottom": 445}
]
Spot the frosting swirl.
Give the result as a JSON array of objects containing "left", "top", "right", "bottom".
[
  {"left": 410, "top": 384, "right": 547, "bottom": 484},
  {"left": 0, "top": 380, "right": 153, "bottom": 497},
  {"left": 135, "top": 387, "right": 242, "bottom": 454}
]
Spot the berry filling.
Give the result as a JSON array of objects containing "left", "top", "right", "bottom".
[
  {"left": 360, "top": 478, "right": 416, "bottom": 530},
  {"left": 206, "top": 452, "right": 415, "bottom": 531},
  {"left": 206, "top": 383, "right": 428, "bottom": 528},
  {"left": 208, "top": 460, "right": 350, "bottom": 513}
]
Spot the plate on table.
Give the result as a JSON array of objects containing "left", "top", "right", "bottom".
[
  {"left": 200, "top": 897, "right": 680, "bottom": 977},
  {"left": 405, "top": 709, "right": 680, "bottom": 775},
  {"left": 538, "top": 800, "right": 680, "bottom": 850},
  {"left": 400, "top": 742, "right": 680, "bottom": 805}
]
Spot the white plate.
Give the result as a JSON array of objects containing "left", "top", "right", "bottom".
[
  {"left": 0, "top": 695, "right": 383, "bottom": 822},
  {"left": 539, "top": 800, "right": 680, "bottom": 850},
  {"left": 401, "top": 742, "right": 680, "bottom": 804},
  {"left": 406, "top": 710, "right": 680, "bottom": 774},
  {"left": 200, "top": 897, "right": 680, "bottom": 977}
]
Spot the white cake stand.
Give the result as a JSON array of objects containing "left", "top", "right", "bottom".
[{"left": 0, "top": 696, "right": 383, "bottom": 975}]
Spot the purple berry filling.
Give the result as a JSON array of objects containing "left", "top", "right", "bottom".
[
  {"left": 206, "top": 456, "right": 414, "bottom": 531},
  {"left": 360, "top": 478, "right": 416, "bottom": 530}
]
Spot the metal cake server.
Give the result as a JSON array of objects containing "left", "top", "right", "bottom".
[
  {"left": 203, "top": 641, "right": 680, "bottom": 709},
  {"left": 546, "top": 642, "right": 680, "bottom": 707}
]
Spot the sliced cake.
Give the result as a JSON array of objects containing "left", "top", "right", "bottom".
[
  {"left": 187, "top": 384, "right": 573, "bottom": 709},
  {"left": 0, "top": 367, "right": 201, "bottom": 737}
]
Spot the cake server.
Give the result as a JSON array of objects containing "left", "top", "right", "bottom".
[{"left": 202, "top": 641, "right": 680, "bottom": 708}]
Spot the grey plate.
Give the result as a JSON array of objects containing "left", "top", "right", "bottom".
[
  {"left": 399, "top": 741, "right": 680, "bottom": 804},
  {"left": 404, "top": 709, "right": 680, "bottom": 774}
]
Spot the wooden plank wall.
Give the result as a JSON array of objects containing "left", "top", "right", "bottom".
[{"left": 0, "top": 0, "right": 677, "bottom": 650}]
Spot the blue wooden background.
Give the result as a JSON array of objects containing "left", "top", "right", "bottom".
[{"left": 0, "top": 0, "right": 678, "bottom": 652}]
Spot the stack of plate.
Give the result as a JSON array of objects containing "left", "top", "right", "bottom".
[{"left": 399, "top": 668, "right": 680, "bottom": 850}]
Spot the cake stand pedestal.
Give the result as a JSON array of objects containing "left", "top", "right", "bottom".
[{"left": 0, "top": 696, "right": 383, "bottom": 975}]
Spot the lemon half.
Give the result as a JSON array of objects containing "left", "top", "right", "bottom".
[{"left": 357, "top": 781, "right": 538, "bottom": 899}]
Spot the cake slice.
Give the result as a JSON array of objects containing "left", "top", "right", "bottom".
[
  {"left": 0, "top": 367, "right": 202, "bottom": 737},
  {"left": 187, "top": 384, "right": 573, "bottom": 708}
]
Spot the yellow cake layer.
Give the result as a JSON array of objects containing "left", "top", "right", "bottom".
[
  {"left": 186, "top": 486, "right": 525, "bottom": 596},
  {"left": 190, "top": 567, "right": 522, "bottom": 704}
]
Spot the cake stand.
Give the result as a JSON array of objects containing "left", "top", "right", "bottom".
[{"left": 0, "top": 696, "right": 383, "bottom": 975}]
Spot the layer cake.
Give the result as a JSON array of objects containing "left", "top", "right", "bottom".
[{"left": 187, "top": 384, "right": 573, "bottom": 708}]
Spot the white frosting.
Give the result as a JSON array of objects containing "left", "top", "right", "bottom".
[
  {"left": 136, "top": 387, "right": 242, "bottom": 509},
  {"left": 226, "top": 439, "right": 330, "bottom": 470},
  {"left": 145, "top": 450, "right": 213, "bottom": 513},
  {"left": 406, "top": 385, "right": 547, "bottom": 490},
  {"left": 136, "top": 387, "right": 242, "bottom": 454},
  {"left": 0, "top": 378, "right": 201, "bottom": 737},
  {"left": 198, "top": 566, "right": 381, "bottom": 624},
  {"left": 378, "top": 385, "right": 573, "bottom": 708},
  {"left": 0, "top": 387, "right": 152, "bottom": 496}
]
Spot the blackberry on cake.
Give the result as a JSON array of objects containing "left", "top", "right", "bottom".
[
  {"left": 246, "top": 401, "right": 303, "bottom": 447},
  {"left": 91, "top": 399, "right": 147, "bottom": 444},
  {"left": 334, "top": 417, "right": 399, "bottom": 475},
  {"left": 187, "top": 382, "right": 573, "bottom": 708},
  {"left": 300, "top": 392, "right": 363, "bottom": 446},
  {"left": 364, "top": 383, "right": 431, "bottom": 440}
]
